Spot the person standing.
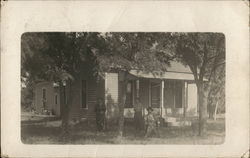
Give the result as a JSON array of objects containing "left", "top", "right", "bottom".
[
  {"left": 144, "top": 107, "right": 160, "bottom": 138},
  {"left": 95, "top": 98, "right": 106, "bottom": 131}
]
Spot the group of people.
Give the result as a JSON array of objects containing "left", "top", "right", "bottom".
[{"left": 95, "top": 98, "right": 160, "bottom": 137}]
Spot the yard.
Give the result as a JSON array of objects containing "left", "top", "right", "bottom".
[{"left": 21, "top": 115, "right": 225, "bottom": 145}]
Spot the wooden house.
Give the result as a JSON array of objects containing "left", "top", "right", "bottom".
[{"left": 33, "top": 61, "right": 198, "bottom": 125}]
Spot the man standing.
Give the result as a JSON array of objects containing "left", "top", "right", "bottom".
[{"left": 95, "top": 98, "right": 106, "bottom": 131}]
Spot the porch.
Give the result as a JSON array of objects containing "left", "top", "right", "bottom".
[{"left": 121, "top": 70, "right": 198, "bottom": 126}]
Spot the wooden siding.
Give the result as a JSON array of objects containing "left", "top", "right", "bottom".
[
  {"left": 67, "top": 80, "right": 81, "bottom": 119},
  {"left": 69, "top": 77, "right": 105, "bottom": 120},
  {"left": 187, "top": 83, "right": 198, "bottom": 116}
]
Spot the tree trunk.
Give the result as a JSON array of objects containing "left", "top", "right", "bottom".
[
  {"left": 208, "top": 102, "right": 214, "bottom": 119},
  {"left": 118, "top": 72, "right": 128, "bottom": 138},
  {"left": 197, "top": 82, "right": 208, "bottom": 136},
  {"left": 214, "top": 101, "right": 219, "bottom": 120},
  {"left": 60, "top": 81, "right": 71, "bottom": 142}
]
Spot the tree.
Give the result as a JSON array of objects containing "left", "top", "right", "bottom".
[
  {"left": 21, "top": 32, "right": 105, "bottom": 141},
  {"left": 96, "top": 32, "right": 166, "bottom": 137},
  {"left": 22, "top": 32, "right": 179, "bottom": 139},
  {"left": 21, "top": 33, "right": 51, "bottom": 112},
  {"left": 155, "top": 33, "right": 225, "bottom": 136},
  {"left": 207, "top": 63, "right": 225, "bottom": 119}
]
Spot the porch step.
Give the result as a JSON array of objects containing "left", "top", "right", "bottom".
[
  {"left": 168, "top": 120, "right": 192, "bottom": 127},
  {"left": 163, "top": 116, "right": 183, "bottom": 122},
  {"left": 163, "top": 117, "right": 192, "bottom": 127}
]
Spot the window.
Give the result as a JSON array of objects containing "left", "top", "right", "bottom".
[
  {"left": 55, "top": 94, "right": 58, "bottom": 105},
  {"left": 42, "top": 88, "right": 46, "bottom": 99},
  {"left": 125, "top": 81, "right": 133, "bottom": 108},
  {"left": 81, "top": 80, "right": 87, "bottom": 109}
]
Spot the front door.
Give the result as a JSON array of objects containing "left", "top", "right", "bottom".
[{"left": 151, "top": 82, "right": 160, "bottom": 108}]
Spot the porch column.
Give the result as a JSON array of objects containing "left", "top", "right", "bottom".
[
  {"left": 104, "top": 72, "right": 108, "bottom": 105},
  {"left": 148, "top": 80, "right": 151, "bottom": 107},
  {"left": 184, "top": 81, "right": 188, "bottom": 117},
  {"left": 160, "top": 80, "right": 164, "bottom": 118},
  {"left": 136, "top": 79, "right": 139, "bottom": 99}
]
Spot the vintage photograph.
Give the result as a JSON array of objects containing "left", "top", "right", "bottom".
[{"left": 21, "top": 32, "right": 225, "bottom": 145}]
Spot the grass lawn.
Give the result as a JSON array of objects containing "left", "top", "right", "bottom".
[{"left": 21, "top": 117, "right": 225, "bottom": 145}]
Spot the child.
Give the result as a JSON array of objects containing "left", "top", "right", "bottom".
[{"left": 144, "top": 107, "right": 160, "bottom": 138}]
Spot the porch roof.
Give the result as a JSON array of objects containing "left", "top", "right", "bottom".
[{"left": 129, "top": 70, "right": 195, "bottom": 80}]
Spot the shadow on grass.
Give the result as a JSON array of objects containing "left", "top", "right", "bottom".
[
  {"left": 21, "top": 117, "right": 61, "bottom": 125},
  {"left": 21, "top": 124, "right": 62, "bottom": 144},
  {"left": 21, "top": 118, "right": 225, "bottom": 144}
]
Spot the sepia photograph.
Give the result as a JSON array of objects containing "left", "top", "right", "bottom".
[
  {"left": 1, "top": 1, "right": 249, "bottom": 157},
  {"left": 21, "top": 32, "right": 225, "bottom": 145}
]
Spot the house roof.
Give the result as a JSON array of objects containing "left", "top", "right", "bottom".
[
  {"left": 164, "top": 61, "right": 191, "bottom": 73},
  {"left": 129, "top": 61, "right": 195, "bottom": 80}
]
